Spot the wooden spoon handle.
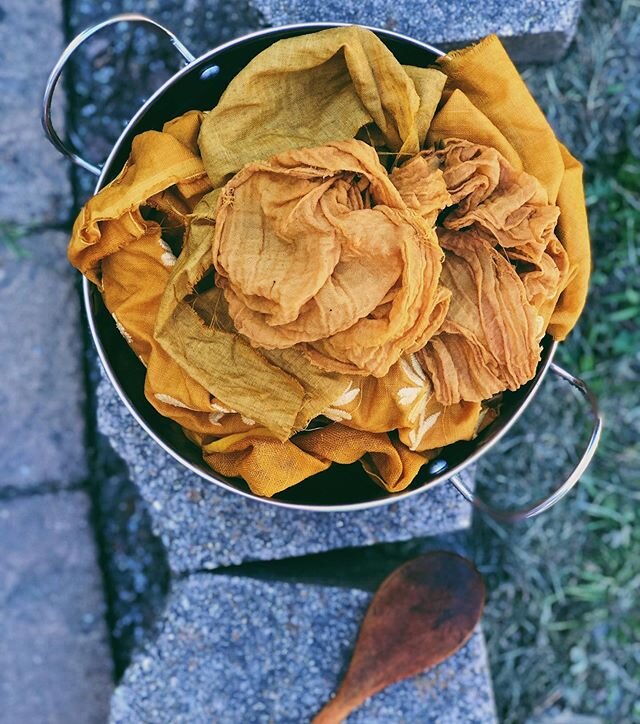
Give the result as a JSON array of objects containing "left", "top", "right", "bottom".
[{"left": 312, "top": 687, "right": 363, "bottom": 724}]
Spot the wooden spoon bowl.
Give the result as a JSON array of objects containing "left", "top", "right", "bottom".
[{"left": 313, "top": 551, "right": 485, "bottom": 723}]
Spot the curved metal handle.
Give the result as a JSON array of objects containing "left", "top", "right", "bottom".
[
  {"left": 42, "top": 13, "right": 196, "bottom": 176},
  {"left": 449, "top": 363, "right": 603, "bottom": 522}
]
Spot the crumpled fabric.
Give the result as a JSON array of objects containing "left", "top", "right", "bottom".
[
  {"left": 66, "top": 28, "right": 591, "bottom": 498},
  {"left": 306, "top": 353, "right": 487, "bottom": 453},
  {"left": 429, "top": 35, "right": 590, "bottom": 338},
  {"left": 198, "top": 25, "right": 447, "bottom": 186},
  {"left": 211, "top": 139, "right": 449, "bottom": 378},
  {"left": 67, "top": 113, "right": 437, "bottom": 497},
  {"left": 432, "top": 138, "right": 569, "bottom": 326},
  {"left": 397, "top": 139, "right": 570, "bottom": 405},
  {"left": 419, "top": 228, "right": 542, "bottom": 405},
  {"left": 154, "top": 195, "right": 349, "bottom": 440}
]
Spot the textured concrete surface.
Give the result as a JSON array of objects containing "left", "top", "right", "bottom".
[
  {"left": 0, "top": 491, "right": 113, "bottom": 724},
  {"left": 0, "top": 0, "right": 115, "bottom": 720},
  {"left": 0, "top": 0, "right": 71, "bottom": 225},
  {"left": 110, "top": 574, "right": 496, "bottom": 723},
  {"left": 0, "top": 231, "right": 87, "bottom": 489},
  {"left": 252, "top": 0, "right": 583, "bottom": 62},
  {"left": 97, "top": 371, "right": 474, "bottom": 574},
  {"left": 88, "top": 411, "right": 170, "bottom": 678},
  {"left": 67, "top": 0, "right": 264, "bottom": 201}
]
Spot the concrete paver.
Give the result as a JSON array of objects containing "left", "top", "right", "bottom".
[
  {"left": 0, "top": 490, "right": 113, "bottom": 724},
  {"left": 110, "top": 573, "right": 496, "bottom": 723},
  {"left": 0, "top": 231, "right": 87, "bottom": 489},
  {"left": 252, "top": 0, "right": 582, "bottom": 62},
  {"left": 0, "top": 0, "right": 71, "bottom": 225}
]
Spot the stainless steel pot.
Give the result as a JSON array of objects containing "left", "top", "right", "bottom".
[{"left": 43, "top": 14, "right": 602, "bottom": 520}]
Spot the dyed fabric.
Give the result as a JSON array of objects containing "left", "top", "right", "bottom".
[
  {"left": 431, "top": 35, "right": 590, "bottom": 338},
  {"left": 198, "top": 25, "right": 447, "bottom": 186},
  {"left": 411, "top": 139, "right": 570, "bottom": 405},
  {"left": 212, "top": 139, "right": 449, "bottom": 378},
  {"left": 67, "top": 28, "right": 590, "bottom": 498}
]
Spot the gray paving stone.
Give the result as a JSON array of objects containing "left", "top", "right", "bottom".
[
  {"left": 0, "top": 231, "right": 87, "bottom": 489},
  {"left": 251, "top": 0, "right": 582, "bottom": 62},
  {"left": 110, "top": 574, "right": 496, "bottom": 723},
  {"left": 97, "top": 371, "right": 474, "bottom": 573},
  {"left": 0, "top": 490, "right": 113, "bottom": 724},
  {"left": 0, "top": 0, "right": 71, "bottom": 225}
]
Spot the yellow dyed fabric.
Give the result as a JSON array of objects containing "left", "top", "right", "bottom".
[
  {"left": 66, "top": 28, "right": 590, "bottom": 499},
  {"left": 198, "top": 25, "right": 447, "bottom": 186},
  {"left": 408, "top": 138, "right": 570, "bottom": 404},
  {"left": 154, "top": 198, "right": 349, "bottom": 440},
  {"left": 431, "top": 35, "right": 590, "bottom": 338},
  {"left": 67, "top": 27, "right": 450, "bottom": 496},
  {"left": 420, "top": 229, "right": 542, "bottom": 405},
  {"left": 212, "top": 139, "right": 449, "bottom": 378},
  {"left": 192, "top": 424, "right": 427, "bottom": 498}
]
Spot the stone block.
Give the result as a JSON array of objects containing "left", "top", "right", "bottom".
[
  {"left": 0, "top": 1, "right": 71, "bottom": 225},
  {"left": 0, "top": 490, "right": 113, "bottom": 724},
  {"left": 0, "top": 231, "right": 87, "bottom": 489},
  {"left": 251, "top": 0, "right": 583, "bottom": 62},
  {"left": 110, "top": 574, "right": 496, "bottom": 723}
]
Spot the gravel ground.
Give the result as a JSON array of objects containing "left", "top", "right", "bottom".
[
  {"left": 63, "top": 0, "right": 639, "bottom": 720},
  {"left": 65, "top": 0, "right": 264, "bottom": 201},
  {"left": 76, "top": 352, "right": 169, "bottom": 677}
]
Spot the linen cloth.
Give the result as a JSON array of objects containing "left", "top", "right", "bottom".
[{"left": 67, "top": 30, "right": 589, "bottom": 497}]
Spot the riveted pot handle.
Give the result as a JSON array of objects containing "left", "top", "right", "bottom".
[
  {"left": 449, "top": 363, "right": 603, "bottom": 522},
  {"left": 42, "top": 13, "right": 196, "bottom": 176}
]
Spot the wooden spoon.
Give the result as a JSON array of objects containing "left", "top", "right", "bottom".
[{"left": 313, "top": 551, "right": 485, "bottom": 723}]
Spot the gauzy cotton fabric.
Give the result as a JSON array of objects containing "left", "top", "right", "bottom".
[
  {"left": 211, "top": 140, "right": 449, "bottom": 378},
  {"left": 67, "top": 28, "right": 590, "bottom": 498}
]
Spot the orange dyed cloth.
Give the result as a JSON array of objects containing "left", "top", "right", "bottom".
[
  {"left": 430, "top": 35, "right": 590, "bottom": 339},
  {"left": 67, "top": 29, "right": 590, "bottom": 498},
  {"left": 212, "top": 140, "right": 449, "bottom": 378},
  {"left": 411, "top": 139, "right": 570, "bottom": 405}
]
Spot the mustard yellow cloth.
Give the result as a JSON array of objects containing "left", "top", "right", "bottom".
[
  {"left": 431, "top": 35, "right": 590, "bottom": 338},
  {"left": 67, "top": 29, "right": 590, "bottom": 498},
  {"left": 198, "top": 26, "right": 447, "bottom": 186},
  {"left": 413, "top": 139, "right": 570, "bottom": 404},
  {"left": 210, "top": 139, "right": 448, "bottom": 378}
]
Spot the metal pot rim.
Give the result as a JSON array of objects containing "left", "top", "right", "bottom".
[{"left": 44, "top": 17, "right": 601, "bottom": 518}]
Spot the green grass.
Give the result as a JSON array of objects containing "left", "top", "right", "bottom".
[
  {"left": 0, "top": 221, "right": 31, "bottom": 258},
  {"left": 472, "top": 2, "right": 640, "bottom": 719}
]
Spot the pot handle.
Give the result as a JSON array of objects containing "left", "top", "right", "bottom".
[
  {"left": 449, "top": 363, "right": 602, "bottom": 523},
  {"left": 42, "top": 13, "right": 196, "bottom": 176}
]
